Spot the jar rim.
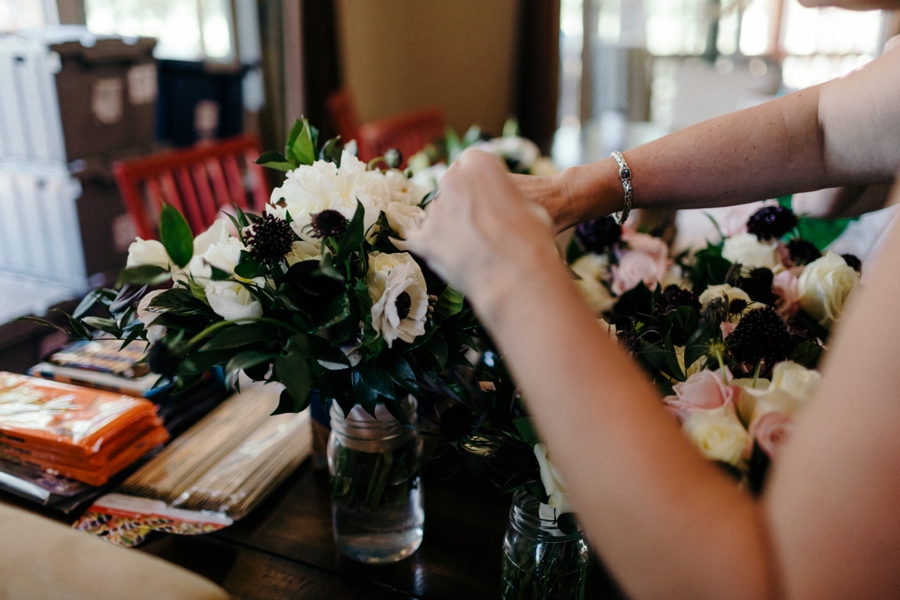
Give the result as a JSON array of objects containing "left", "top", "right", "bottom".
[{"left": 509, "top": 490, "right": 582, "bottom": 539}]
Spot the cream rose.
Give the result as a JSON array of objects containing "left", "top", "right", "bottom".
[
  {"left": 570, "top": 254, "right": 615, "bottom": 316},
  {"left": 188, "top": 237, "right": 265, "bottom": 320},
  {"left": 698, "top": 284, "right": 751, "bottom": 310},
  {"left": 383, "top": 202, "right": 426, "bottom": 250},
  {"left": 798, "top": 251, "right": 860, "bottom": 327},
  {"left": 534, "top": 443, "right": 573, "bottom": 514},
  {"left": 127, "top": 238, "right": 170, "bottom": 270},
  {"left": 736, "top": 361, "right": 820, "bottom": 425},
  {"left": 285, "top": 240, "right": 321, "bottom": 266},
  {"left": 722, "top": 233, "right": 780, "bottom": 269},
  {"left": 367, "top": 252, "right": 429, "bottom": 347},
  {"left": 204, "top": 280, "right": 264, "bottom": 321},
  {"left": 682, "top": 406, "right": 752, "bottom": 467},
  {"left": 663, "top": 368, "right": 739, "bottom": 423}
]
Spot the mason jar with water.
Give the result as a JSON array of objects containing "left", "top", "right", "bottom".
[{"left": 327, "top": 397, "right": 424, "bottom": 563}]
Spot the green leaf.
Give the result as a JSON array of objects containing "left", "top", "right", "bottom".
[
  {"left": 272, "top": 388, "right": 308, "bottom": 415},
  {"left": 225, "top": 351, "right": 276, "bottom": 379},
  {"left": 234, "top": 251, "right": 264, "bottom": 280},
  {"left": 424, "top": 334, "right": 449, "bottom": 370},
  {"left": 201, "top": 323, "right": 275, "bottom": 351},
  {"left": 314, "top": 294, "right": 352, "bottom": 333},
  {"left": 357, "top": 362, "right": 396, "bottom": 400},
  {"left": 187, "top": 278, "right": 208, "bottom": 303},
  {"left": 172, "top": 373, "right": 203, "bottom": 395},
  {"left": 566, "top": 237, "right": 586, "bottom": 265},
  {"left": 209, "top": 266, "right": 231, "bottom": 281},
  {"left": 118, "top": 265, "right": 172, "bottom": 286},
  {"left": 159, "top": 204, "right": 194, "bottom": 268},
  {"left": 663, "top": 331, "right": 685, "bottom": 381},
  {"left": 81, "top": 316, "right": 121, "bottom": 338},
  {"left": 433, "top": 286, "right": 465, "bottom": 321},
  {"left": 502, "top": 117, "right": 520, "bottom": 138},
  {"left": 149, "top": 288, "right": 206, "bottom": 313},
  {"left": 287, "top": 333, "right": 350, "bottom": 366},
  {"left": 690, "top": 243, "right": 732, "bottom": 291},
  {"left": 314, "top": 247, "right": 345, "bottom": 281},
  {"left": 462, "top": 124, "right": 482, "bottom": 146},
  {"left": 14, "top": 316, "right": 73, "bottom": 338},
  {"left": 274, "top": 353, "right": 311, "bottom": 408},
  {"left": 256, "top": 150, "right": 295, "bottom": 172},
  {"left": 790, "top": 341, "right": 824, "bottom": 369},
  {"left": 445, "top": 127, "right": 463, "bottom": 162},
  {"left": 684, "top": 322, "right": 713, "bottom": 370},
  {"left": 72, "top": 290, "right": 102, "bottom": 319},
  {"left": 319, "top": 136, "right": 344, "bottom": 166},
  {"left": 383, "top": 354, "right": 419, "bottom": 392},
  {"left": 513, "top": 417, "right": 539, "bottom": 445},
  {"left": 334, "top": 201, "right": 366, "bottom": 266},
  {"left": 351, "top": 370, "right": 379, "bottom": 414},
  {"left": 288, "top": 118, "right": 316, "bottom": 166}
]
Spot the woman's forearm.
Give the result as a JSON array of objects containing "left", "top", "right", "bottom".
[
  {"left": 552, "top": 44, "right": 900, "bottom": 228},
  {"left": 472, "top": 254, "right": 778, "bottom": 600}
]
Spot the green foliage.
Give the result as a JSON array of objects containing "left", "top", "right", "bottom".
[
  {"left": 159, "top": 204, "right": 194, "bottom": 268},
  {"left": 690, "top": 242, "right": 732, "bottom": 291}
]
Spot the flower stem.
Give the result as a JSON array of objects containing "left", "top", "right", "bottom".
[{"left": 752, "top": 361, "right": 763, "bottom": 387}]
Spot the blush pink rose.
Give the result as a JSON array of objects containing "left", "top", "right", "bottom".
[
  {"left": 772, "top": 270, "right": 799, "bottom": 320},
  {"left": 663, "top": 369, "right": 740, "bottom": 424},
  {"left": 749, "top": 410, "right": 794, "bottom": 460},
  {"left": 611, "top": 231, "right": 671, "bottom": 295}
]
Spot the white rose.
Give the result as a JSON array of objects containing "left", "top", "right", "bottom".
[
  {"left": 798, "top": 251, "right": 859, "bottom": 327},
  {"left": 472, "top": 136, "right": 541, "bottom": 171},
  {"left": 570, "top": 254, "right": 615, "bottom": 316},
  {"left": 136, "top": 289, "right": 167, "bottom": 345},
  {"left": 384, "top": 202, "right": 426, "bottom": 250},
  {"left": 736, "top": 361, "right": 820, "bottom": 424},
  {"left": 127, "top": 238, "right": 171, "bottom": 270},
  {"left": 193, "top": 219, "right": 231, "bottom": 256},
  {"left": 534, "top": 443, "right": 573, "bottom": 514},
  {"left": 682, "top": 406, "right": 752, "bottom": 467},
  {"left": 188, "top": 237, "right": 245, "bottom": 281},
  {"left": 382, "top": 170, "right": 430, "bottom": 206},
  {"left": 269, "top": 150, "right": 388, "bottom": 242},
  {"left": 204, "top": 280, "right": 263, "bottom": 321},
  {"left": 410, "top": 163, "right": 448, "bottom": 193},
  {"left": 367, "top": 252, "right": 429, "bottom": 347},
  {"left": 722, "top": 233, "right": 780, "bottom": 269},
  {"left": 285, "top": 240, "right": 321, "bottom": 266}
]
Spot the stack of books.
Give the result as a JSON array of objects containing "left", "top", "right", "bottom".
[{"left": 0, "top": 372, "right": 169, "bottom": 486}]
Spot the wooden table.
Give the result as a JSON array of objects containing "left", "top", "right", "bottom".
[{"left": 1, "top": 454, "right": 627, "bottom": 599}]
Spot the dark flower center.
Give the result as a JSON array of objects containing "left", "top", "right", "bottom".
[
  {"left": 728, "top": 305, "right": 794, "bottom": 366},
  {"left": 746, "top": 205, "right": 798, "bottom": 241},
  {"left": 787, "top": 238, "right": 821, "bottom": 266},
  {"left": 311, "top": 209, "right": 349, "bottom": 239},
  {"left": 245, "top": 213, "right": 295, "bottom": 265},
  {"left": 574, "top": 216, "right": 623, "bottom": 254},
  {"left": 395, "top": 291, "right": 412, "bottom": 320}
]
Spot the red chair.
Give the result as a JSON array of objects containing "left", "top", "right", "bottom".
[
  {"left": 356, "top": 106, "right": 445, "bottom": 167},
  {"left": 326, "top": 87, "right": 362, "bottom": 144},
  {"left": 113, "top": 135, "right": 269, "bottom": 240}
]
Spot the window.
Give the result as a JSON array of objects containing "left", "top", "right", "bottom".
[{"left": 84, "top": 0, "right": 236, "bottom": 63}]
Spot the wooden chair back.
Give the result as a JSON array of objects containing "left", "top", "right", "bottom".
[
  {"left": 113, "top": 135, "right": 269, "bottom": 239},
  {"left": 326, "top": 87, "right": 362, "bottom": 144},
  {"left": 356, "top": 106, "right": 445, "bottom": 167}
]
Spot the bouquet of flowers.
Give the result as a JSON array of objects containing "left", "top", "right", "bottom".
[
  {"left": 567, "top": 203, "right": 862, "bottom": 485},
  {"left": 406, "top": 118, "right": 558, "bottom": 192},
  {"left": 44, "top": 119, "right": 481, "bottom": 422}
]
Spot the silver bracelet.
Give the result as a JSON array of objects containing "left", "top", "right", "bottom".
[{"left": 610, "top": 151, "right": 633, "bottom": 225}]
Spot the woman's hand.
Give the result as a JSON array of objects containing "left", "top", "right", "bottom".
[
  {"left": 509, "top": 172, "right": 569, "bottom": 232},
  {"left": 406, "top": 150, "right": 560, "bottom": 318}
]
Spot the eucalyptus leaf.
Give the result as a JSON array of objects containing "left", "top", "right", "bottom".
[{"left": 159, "top": 204, "right": 194, "bottom": 268}]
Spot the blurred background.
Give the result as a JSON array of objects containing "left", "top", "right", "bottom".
[{"left": 0, "top": 0, "right": 897, "bottom": 365}]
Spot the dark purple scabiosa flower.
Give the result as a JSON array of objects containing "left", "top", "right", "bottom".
[
  {"left": 245, "top": 213, "right": 295, "bottom": 265},
  {"left": 842, "top": 253, "right": 862, "bottom": 273},
  {"left": 654, "top": 285, "right": 700, "bottom": 315},
  {"left": 575, "top": 216, "right": 622, "bottom": 254},
  {"left": 310, "top": 209, "right": 349, "bottom": 239},
  {"left": 728, "top": 305, "right": 793, "bottom": 366},
  {"left": 746, "top": 206, "right": 798, "bottom": 241},
  {"left": 787, "top": 238, "right": 821, "bottom": 266},
  {"left": 736, "top": 268, "right": 777, "bottom": 306}
]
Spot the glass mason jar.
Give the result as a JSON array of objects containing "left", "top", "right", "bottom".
[
  {"left": 501, "top": 491, "right": 590, "bottom": 600},
  {"left": 327, "top": 397, "right": 424, "bottom": 564}
]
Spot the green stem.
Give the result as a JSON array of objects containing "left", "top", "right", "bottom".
[
  {"left": 752, "top": 361, "right": 762, "bottom": 387},
  {"left": 714, "top": 348, "right": 729, "bottom": 385},
  {"left": 185, "top": 317, "right": 299, "bottom": 349}
]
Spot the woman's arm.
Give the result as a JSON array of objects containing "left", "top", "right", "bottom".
[
  {"left": 528, "top": 45, "right": 900, "bottom": 230},
  {"left": 408, "top": 150, "right": 900, "bottom": 599}
]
